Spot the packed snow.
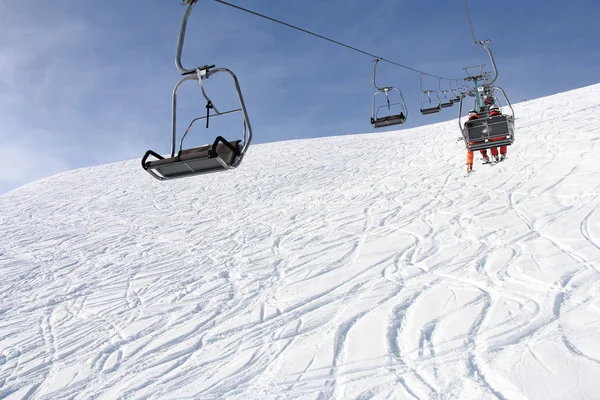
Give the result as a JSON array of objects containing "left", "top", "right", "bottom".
[{"left": 1, "top": 83, "right": 600, "bottom": 399}]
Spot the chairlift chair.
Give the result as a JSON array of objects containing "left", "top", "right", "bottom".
[
  {"left": 438, "top": 78, "right": 454, "bottom": 108},
  {"left": 453, "top": 80, "right": 462, "bottom": 102},
  {"left": 419, "top": 74, "right": 441, "bottom": 115},
  {"left": 370, "top": 59, "right": 408, "bottom": 128},
  {"left": 458, "top": 87, "right": 515, "bottom": 152},
  {"left": 141, "top": 0, "right": 252, "bottom": 181},
  {"left": 459, "top": 40, "right": 515, "bottom": 151}
]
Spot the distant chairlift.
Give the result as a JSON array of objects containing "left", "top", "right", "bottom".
[
  {"left": 420, "top": 74, "right": 442, "bottom": 115},
  {"left": 458, "top": 40, "right": 515, "bottom": 152},
  {"left": 478, "top": 86, "right": 501, "bottom": 117},
  {"left": 141, "top": 0, "right": 252, "bottom": 181},
  {"left": 438, "top": 78, "right": 454, "bottom": 108},
  {"left": 370, "top": 59, "right": 408, "bottom": 128},
  {"left": 457, "top": 81, "right": 469, "bottom": 100},
  {"left": 453, "top": 80, "right": 463, "bottom": 102}
]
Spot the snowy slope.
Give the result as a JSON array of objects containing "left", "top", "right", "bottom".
[{"left": 1, "top": 83, "right": 600, "bottom": 399}]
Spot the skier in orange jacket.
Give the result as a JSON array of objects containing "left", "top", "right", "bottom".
[
  {"left": 487, "top": 105, "right": 507, "bottom": 162},
  {"left": 465, "top": 110, "right": 490, "bottom": 174}
]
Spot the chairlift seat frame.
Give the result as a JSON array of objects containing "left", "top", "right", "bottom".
[
  {"left": 438, "top": 78, "right": 455, "bottom": 109},
  {"left": 370, "top": 59, "right": 408, "bottom": 128},
  {"left": 371, "top": 113, "right": 406, "bottom": 128},
  {"left": 419, "top": 76, "right": 442, "bottom": 115},
  {"left": 141, "top": 0, "right": 252, "bottom": 181},
  {"left": 420, "top": 105, "right": 441, "bottom": 115},
  {"left": 142, "top": 139, "right": 241, "bottom": 180}
]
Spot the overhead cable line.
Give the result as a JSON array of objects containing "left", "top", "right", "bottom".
[
  {"left": 462, "top": 0, "right": 484, "bottom": 65},
  {"left": 212, "top": 0, "right": 459, "bottom": 81}
]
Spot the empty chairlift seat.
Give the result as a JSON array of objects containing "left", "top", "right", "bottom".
[
  {"left": 419, "top": 86, "right": 442, "bottom": 115},
  {"left": 370, "top": 59, "right": 408, "bottom": 128},
  {"left": 141, "top": 1, "right": 252, "bottom": 181},
  {"left": 438, "top": 79, "right": 455, "bottom": 108},
  {"left": 420, "top": 75, "right": 443, "bottom": 115},
  {"left": 420, "top": 103, "right": 441, "bottom": 115},
  {"left": 141, "top": 64, "right": 252, "bottom": 182},
  {"left": 440, "top": 99, "right": 454, "bottom": 108},
  {"left": 371, "top": 112, "right": 406, "bottom": 128},
  {"left": 142, "top": 138, "right": 242, "bottom": 180}
]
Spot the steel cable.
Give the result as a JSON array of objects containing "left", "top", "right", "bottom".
[{"left": 212, "top": 0, "right": 460, "bottom": 80}]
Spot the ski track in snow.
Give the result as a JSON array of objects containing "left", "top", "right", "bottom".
[{"left": 1, "top": 84, "right": 600, "bottom": 399}]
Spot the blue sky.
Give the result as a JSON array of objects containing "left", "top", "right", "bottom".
[{"left": 1, "top": 0, "right": 599, "bottom": 194}]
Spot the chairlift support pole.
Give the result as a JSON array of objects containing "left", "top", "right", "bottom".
[
  {"left": 475, "top": 40, "right": 498, "bottom": 86},
  {"left": 372, "top": 58, "right": 393, "bottom": 109},
  {"left": 176, "top": 0, "right": 199, "bottom": 75}
]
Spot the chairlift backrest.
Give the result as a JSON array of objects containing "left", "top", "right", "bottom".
[{"left": 457, "top": 85, "right": 516, "bottom": 151}]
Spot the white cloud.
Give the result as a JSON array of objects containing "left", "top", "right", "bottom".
[
  {"left": 0, "top": 5, "right": 101, "bottom": 192},
  {"left": 0, "top": 3, "right": 168, "bottom": 193},
  {"left": 0, "top": 131, "right": 69, "bottom": 188}
]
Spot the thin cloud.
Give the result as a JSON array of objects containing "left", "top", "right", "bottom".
[
  {"left": 0, "top": 17, "right": 92, "bottom": 192},
  {"left": 0, "top": 3, "right": 169, "bottom": 193},
  {"left": 0, "top": 127, "right": 69, "bottom": 193}
]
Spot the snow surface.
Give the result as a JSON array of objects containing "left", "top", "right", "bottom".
[{"left": 1, "top": 83, "right": 600, "bottom": 399}]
